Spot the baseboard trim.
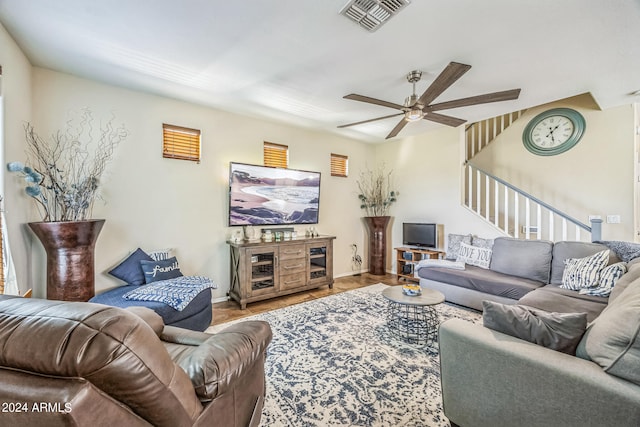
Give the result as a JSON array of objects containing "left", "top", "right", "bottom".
[
  {"left": 335, "top": 269, "right": 369, "bottom": 278},
  {"left": 212, "top": 295, "right": 229, "bottom": 304}
]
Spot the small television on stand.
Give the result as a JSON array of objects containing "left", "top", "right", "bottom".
[{"left": 402, "top": 223, "right": 444, "bottom": 249}]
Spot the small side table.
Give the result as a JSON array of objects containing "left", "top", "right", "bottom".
[{"left": 382, "top": 286, "right": 445, "bottom": 345}]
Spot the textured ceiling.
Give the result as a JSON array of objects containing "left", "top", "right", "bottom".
[{"left": 0, "top": 0, "right": 639, "bottom": 142}]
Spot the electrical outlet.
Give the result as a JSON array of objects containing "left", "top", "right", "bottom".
[
  {"left": 521, "top": 226, "right": 539, "bottom": 234},
  {"left": 606, "top": 215, "right": 621, "bottom": 224}
]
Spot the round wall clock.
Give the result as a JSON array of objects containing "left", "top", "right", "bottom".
[{"left": 522, "top": 108, "right": 586, "bottom": 156}]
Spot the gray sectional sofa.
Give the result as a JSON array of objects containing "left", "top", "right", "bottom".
[
  {"left": 417, "top": 237, "right": 618, "bottom": 321},
  {"left": 438, "top": 255, "right": 640, "bottom": 427},
  {"left": 425, "top": 236, "right": 640, "bottom": 426}
]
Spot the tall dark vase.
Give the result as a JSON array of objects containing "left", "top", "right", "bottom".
[
  {"left": 28, "top": 219, "right": 105, "bottom": 302},
  {"left": 364, "top": 216, "right": 391, "bottom": 276}
]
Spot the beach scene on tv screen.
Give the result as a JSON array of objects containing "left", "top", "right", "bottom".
[{"left": 229, "top": 163, "right": 320, "bottom": 225}]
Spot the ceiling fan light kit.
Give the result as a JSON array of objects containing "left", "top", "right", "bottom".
[
  {"left": 340, "top": 62, "right": 522, "bottom": 139},
  {"left": 405, "top": 108, "right": 424, "bottom": 122}
]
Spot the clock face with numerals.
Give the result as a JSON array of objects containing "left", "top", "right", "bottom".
[{"left": 522, "top": 108, "right": 586, "bottom": 156}]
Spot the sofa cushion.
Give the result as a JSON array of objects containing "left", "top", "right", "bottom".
[
  {"left": 518, "top": 285, "right": 608, "bottom": 323},
  {"left": 482, "top": 300, "right": 587, "bottom": 354},
  {"left": 445, "top": 233, "right": 472, "bottom": 261},
  {"left": 576, "top": 279, "right": 640, "bottom": 385},
  {"left": 418, "top": 264, "right": 544, "bottom": 300},
  {"left": 560, "top": 249, "right": 610, "bottom": 290},
  {"left": 90, "top": 285, "right": 212, "bottom": 331},
  {"left": 550, "top": 241, "right": 619, "bottom": 285},
  {"left": 489, "top": 237, "right": 553, "bottom": 283},
  {"left": 609, "top": 257, "right": 640, "bottom": 303}
]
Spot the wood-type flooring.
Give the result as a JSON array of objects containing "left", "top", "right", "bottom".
[{"left": 211, "top": 273, "right": 403, "bottom": 326}]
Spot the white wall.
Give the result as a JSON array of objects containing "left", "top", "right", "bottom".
[
  {"left": 375, "top": 126, "right": 507, "bottom": 273},
  {"left": 27, "top": 68, "right": 373, "bottom": 298},
  {"left": 0, "top": 22, "right": 33, "bottom": 295},
  {"left": 472, "top": 94, "right": 635, "bottom": 241}
]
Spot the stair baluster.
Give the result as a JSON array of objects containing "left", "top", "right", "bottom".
[{"left": 464, "top": 162, "right": 601, "bottom": 242}]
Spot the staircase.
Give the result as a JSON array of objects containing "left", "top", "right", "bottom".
[{"left": 463, "top": 112, "right": 602, "bottom": 243}]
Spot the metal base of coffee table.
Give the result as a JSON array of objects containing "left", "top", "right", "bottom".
[{"left": 382, "top": 286, "right": 445, "bottom": 345}]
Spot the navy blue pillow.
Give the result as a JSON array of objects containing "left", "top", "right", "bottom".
[
  {"left": 140, "top": 257, "right": 183, "bottom": 284},
  {"left": 108, "top": 248, "right": 153, "bottom": 285}
]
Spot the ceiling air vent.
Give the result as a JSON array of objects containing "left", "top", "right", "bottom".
[{"left": 340, "top": 0, "right": 411, "bottom": 32}]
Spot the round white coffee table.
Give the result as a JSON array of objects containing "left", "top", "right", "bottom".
[{"left": 382, "top": 286, "right": 445, "bottom": 344}]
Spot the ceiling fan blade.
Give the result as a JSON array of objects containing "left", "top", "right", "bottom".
[
  {"left": 423, "top": 112, "right": 467, "bottom": 127},
  {"left": 344, "top": 94, "right": 406, "bottom": 111},
  {"left": 427, "top": 89, "right": 522, "bottom": 111},
  {"left": 386, "top": 118, "right": 410, "bottom": 139},
  {"left": 417, "top": 62, "right": 472, "bottom": 106},
  {"left": 338, "top": 113, "right": 404, "bottom": 128}
]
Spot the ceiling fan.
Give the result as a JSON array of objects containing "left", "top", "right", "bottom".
[{"left": 338, "top": 62, "right": 521, "bottom": 139}]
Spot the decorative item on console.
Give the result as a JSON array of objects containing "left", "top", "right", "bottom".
[
  {"left": 243, "top": 225, "right": 260, "bottom": 242},
  {"left": 231, "top": 229, "right": 244, "bottom": 243}
]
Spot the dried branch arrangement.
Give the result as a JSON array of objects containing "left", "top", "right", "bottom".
[
  {"left": 7, "top": 109, "right": 128, "bottom": 222},
  {"left": 356, "top": 164, "right": 398, "bottom": 217}
]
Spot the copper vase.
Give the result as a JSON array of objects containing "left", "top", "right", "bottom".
[
  {"left": 364, "top": 216, "right": 391, "bottom": 276},
  {"left": 28, "top": 219, "right": 105, "bottom": 301}
]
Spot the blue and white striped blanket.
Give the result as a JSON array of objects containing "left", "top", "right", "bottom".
[{"left": 123, "top": 276, "right": 216, "bottom": 311}]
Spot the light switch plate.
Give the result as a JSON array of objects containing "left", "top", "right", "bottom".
[{"left": 606, "top": 215, "right": 621, "bottom": 224}]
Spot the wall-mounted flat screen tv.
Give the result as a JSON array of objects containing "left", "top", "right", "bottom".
[{"left": 229, "top": 162, "right": 321, "bottom": 226}]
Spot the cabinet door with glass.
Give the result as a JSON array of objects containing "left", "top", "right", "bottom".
[
  {"left": 246, "top": 246, "right": 279, "bottom": 297},
  {"left": 307, "top": 241, "right": 333, "bottom": 286}
]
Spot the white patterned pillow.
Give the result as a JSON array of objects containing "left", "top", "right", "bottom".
[
  {"left": 472, "top": 236, "right": 494, "bottom": 250},
  {"left": 560, "top": 250, "right": 610, "bottom": 290},
  {"left": 445, "top": 234, "right": 472, "bottom": 260},
  {"left": 456, "top": 242, "right": 492, "bottom": 269},
  {"left": 147, "top": 248, "right": 175, "bottom": 261},
  {"left": 579, "top": 262, "right": 627, "bottom": 297}
]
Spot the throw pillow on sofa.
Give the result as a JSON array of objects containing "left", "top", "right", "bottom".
[
  {"left": 445, "top": 233, "right": 472, "bottom": 261},
  {"left": 456, "top": 242, "right": 492, "bottom": 269},
  {"left": 560, "top": 249, "right": 610, "bottom": 290},
  {"left": 140, "top": 257, "right": 183, "bottom": 283},
  {"left": 579, "top": 262, "right": 627, "bottom": 297},
  {"left": 482, "top": 300, "right": 588, "bottom": 355},
  {"left": 576, "top": 278, "right": 640, "bottom": 385},
  {"left": 471, "top": 236, "right": 494, "bottom": 249},
  {"left": 108, "top": 248, "right": 154, "bottom": 285}
]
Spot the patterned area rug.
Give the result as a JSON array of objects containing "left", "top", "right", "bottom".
[{"left": 208, "top": 283, "right": 481, "bottom": 426}]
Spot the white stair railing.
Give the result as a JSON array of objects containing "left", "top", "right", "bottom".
[
  {"left": 464, "top": 162, "right": 602, "bottom": 242},
  {"left": 465, "top": 110, "right": 527, "bottom": 160}
]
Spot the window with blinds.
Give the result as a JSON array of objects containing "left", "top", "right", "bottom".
[
  {"left": 162, "top": 124, "right": 201, "bottom": 162},
  {"left": 330, "top": 153, "right": 348, "bottom": 177},
  {"left": 264, "top": 142, "right": 288, "bottom": 168}
]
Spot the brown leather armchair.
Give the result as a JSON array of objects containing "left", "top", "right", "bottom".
[{"left": 0, "top": 295, "right": 272, "bottom": 427}]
